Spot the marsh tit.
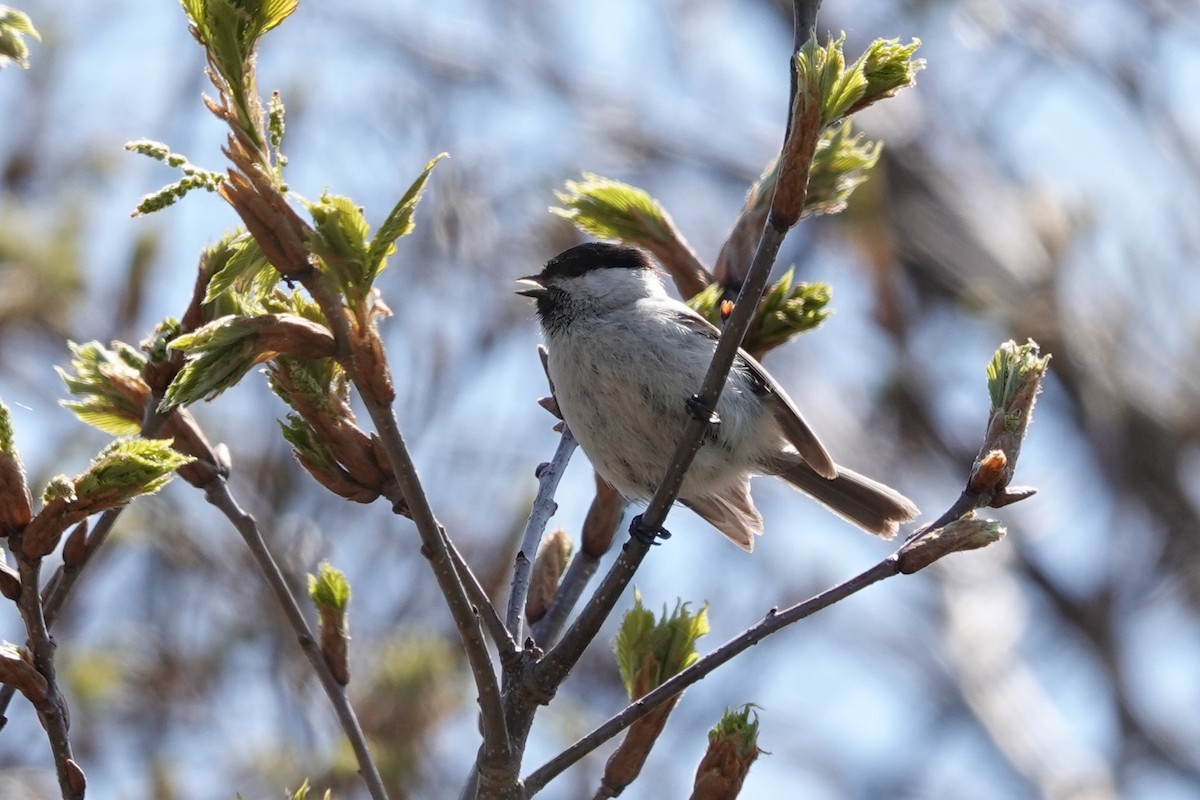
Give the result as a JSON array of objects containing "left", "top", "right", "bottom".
[{"left": 517, "top": 242, "right": 919, "bottom": 551}]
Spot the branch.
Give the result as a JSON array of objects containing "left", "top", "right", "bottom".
[
  {"left": 201, "top": 478, "right": 390, "bottom": 800},
  {"left": 525, "top": 555, "right": 896, "bottom": 795},
  {"left": 12, "top": 544, "right": 84, "bottom": 798},
  {"left": 506, "top": 428, "right": 577, "bottom": 640},
  {"left": 523, "top": 518, "right": 1001, "bottom": 795}
]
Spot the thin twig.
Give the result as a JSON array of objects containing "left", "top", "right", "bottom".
[
  {"left": 506, "top": 428, "right": 577, "bottom": 640},
  {"left": 444, "top": 528, "right": 519, "bottom": 655},
  {"left": 521, "top": 0, "right": 827, "bottom": 744},
  {"left": 302, "top": 276, "right": 515, "bottom": 789},
  {"left": 523, "top": 554, "right": 899, "bottom": 795},
  {"left": 202, "top": 479, "right": 390, "bottom": 800},
  {"left": 529, "top": 551, "right": 601, "bottom": 648},
  {"left": 14, "top": 547, "right": 82, "bottom": 799}
]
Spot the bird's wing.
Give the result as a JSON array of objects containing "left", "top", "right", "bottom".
[{"left": 667, "top": 308, "right": 837, "bottom": 479}]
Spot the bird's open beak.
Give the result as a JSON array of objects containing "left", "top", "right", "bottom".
[{"left": 515, "top": 275, "right": 548, "bottom": 298}]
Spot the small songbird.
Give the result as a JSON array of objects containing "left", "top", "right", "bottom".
[{"left": 517, "top": 242, "right": 919, "bottom": 551}]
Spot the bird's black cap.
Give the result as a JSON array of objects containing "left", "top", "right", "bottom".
[{"left": 539, "top": 242, "right": 651, "bottom": 281}]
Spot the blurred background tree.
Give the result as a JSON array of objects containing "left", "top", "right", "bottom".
[{"left": 0, "top": 0, "right": 1197, "bottom": 798}]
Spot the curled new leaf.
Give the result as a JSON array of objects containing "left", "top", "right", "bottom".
[
  {"left": 804, "top": 121, "right": 882, "bottom": 218},
  {"left": 305, "top": 192, "right": 371, "bottom": 297},
  {"left": 553, "top": 174, "right": 674, "bottom": 246},
  {"left": 162, "top": 313, "right": 336, "bottom": 409},
  {"left": 848, "top": 37, "right": 925, "bottom": 115},
  {"left": 202, "top": 232, "right": 278, "bottom": 314}
]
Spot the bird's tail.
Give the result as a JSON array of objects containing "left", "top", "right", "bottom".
[{"left": 762, "top": 454, "right": 919, "bottom": 539}]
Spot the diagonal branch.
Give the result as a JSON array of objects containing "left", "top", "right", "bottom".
[
  {"left": 202, "top": 479, "right": 390, "bottom": 800},
  {"left": 529, "top": 0, "right": 827, "bottom": 701},
  {"left": 524, "top": 554, "right": 896, "bottom": 795}
]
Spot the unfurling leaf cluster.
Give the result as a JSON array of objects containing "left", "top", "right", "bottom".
[
  {"left": 804, "top": 121, "right": 882, "bottom": 217},
  {"left": 601, "top": 593, "right": 711, "bottom": 795},
  {"left": 796, "top": 34, "right": 924, "bottom": 130},
  {"left": 614, "top": 592, "right": 709, "bottom": 699},
  {"left": 688, "top": 270, "right": 831, "bottom": 357},
  {"left": 986, "top": 339, "right": 1051, "bottom": 420},
  {"left": 162, "top": 313, "right": 336, "bottom": 410},
  {"left": 308, "top": 561, "right": 351, "bottom": 611},
  {"left": 180, "top": 0, "right": 298, "bottom": 149},
  {"left": 305, "top": 155, "right": 446, "bottom": 302},
  {"left": 20, "top": 439, "right": 193, "bottom": 558},
  {"left": 692, "top": 705, "right": 764, "bottom": 800}
]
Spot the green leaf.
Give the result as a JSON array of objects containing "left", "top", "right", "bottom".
[
  {"left": 58, "top": 341, "right": 149, "bottom": 436},
  {"left": 278, "top": 413, "right": 337, "bottom": 471},
  {"left": 203, "top": 232, "right": 277, "bottom": 311},
  {"left": 551, "top": 174, "right": 674, "bottom": 245},
  {"left": 0, "top": 6, "right": 41, "bottom": 69},
  {"left": 308, "top": 561, "right": 351, "bottom": 610},
  {"left": 614, "top": 591, "right": 709, "bottom": 699},
  {"left": 305, "top": 193, "right": 371, "bottom": 297},
  {"left": 851, "top": 37, "right": 925, "bottom": 112},
  {"left": 73, "top": 439, "right": 193, "bottom": 501},
  {"left": 366, "top": 153, "right": 447, "bottom": 280},
  {"left": 986, "top": 339, "right": 1051, "bottom": 413},
  {"left": 804, "top": 121, "right": 881, "bottom": 217}
]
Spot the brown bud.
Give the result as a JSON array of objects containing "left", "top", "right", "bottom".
[
  {"left": 0, "top": 451, "right": 32, "bottom": 534},
  {"left": 526, "top": 530, "right": 573, "bottom": 624},
  {"left": 317, "top": 605, "right": 350, "bottom": 685},
  {"left": 601, "top": 694, "right": 683, "bottom": 793},
  {"left": 897, "top": 518, "right": 1006, "bottom": 574},
  {"left": 0, "top": 646, "right": 49, "bottom": 704},
  {"left": 0, "top": 561, "right": 20, "bottom": 601},
  {"left": 582, "top": 477, "right": 627, "bottom": 558},
  {"left": 66, "top": 759, "right": 87, "bottom": 794},
  {"left": 62, "top": 521, "right": 89, "bottom": 569},
  {"left": 967, "top": 449, "right": 1007, "bottom": 496}
]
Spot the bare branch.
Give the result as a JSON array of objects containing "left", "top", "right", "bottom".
[
  {"left": 506, "top": 428, "right": 577, "bottom": 640},
  {"left": 201, "top": 477, "right": 390, "bottom": 800}
]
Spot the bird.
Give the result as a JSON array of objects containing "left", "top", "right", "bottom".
[{"left": 517, "top": 241, "right": 919, "bottom": 551}]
